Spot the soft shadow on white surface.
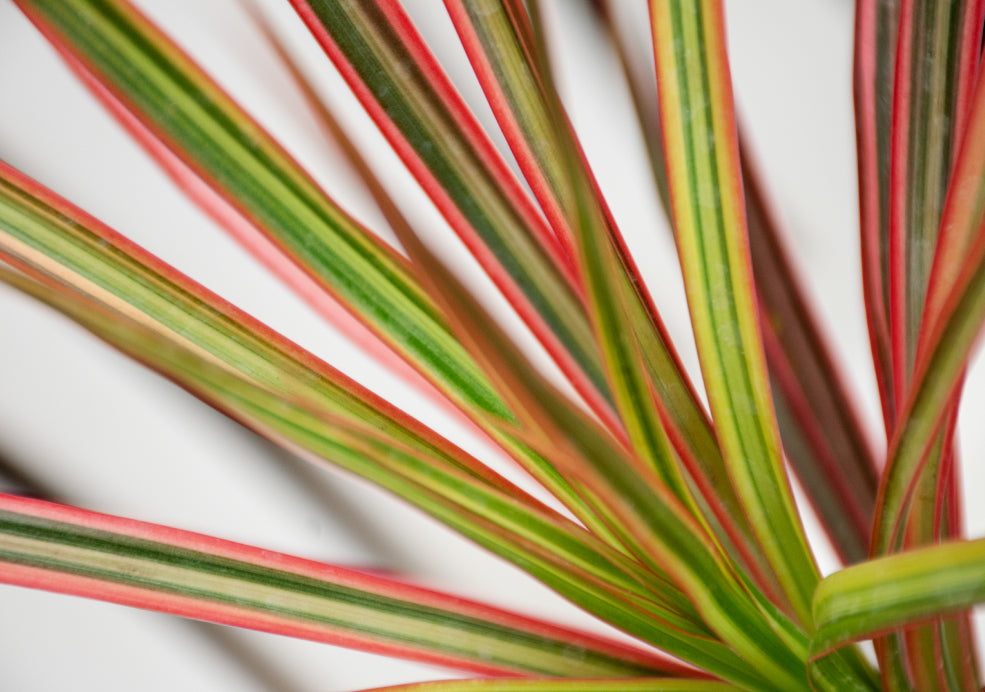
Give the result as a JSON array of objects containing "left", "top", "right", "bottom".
[{"left": 0, "top": 1, "right": 981, "bottom": 690}]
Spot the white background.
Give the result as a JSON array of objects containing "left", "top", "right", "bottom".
[{"left": 0, "top": 0, "right": 981, "bottom": 689}]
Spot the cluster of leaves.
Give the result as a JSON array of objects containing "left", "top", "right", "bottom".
[{"left": 2, "top": 0, "right": 985, "bottom": 690}]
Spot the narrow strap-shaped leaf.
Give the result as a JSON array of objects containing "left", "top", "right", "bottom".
[
  {"left": 442, "top": 0, "right": 705, "bottom": 528},
  {"left": 253, "top": 51, "right": 824, "bottom": 684},
  {"left": 14, "top": 0, "right": 516, "bottom": 429},
  {"left": 0, "top": 164, "right": 782, "bottom": 686},
  {"left": 0, "top": 161, "right": 734, "bottom": 667},
  {"left": 587, "top": 2, "right": 879, "bottom": 566},
  {"left": 855, "top": 0, "right": 901, "bottom": 428},
  {"left": 17, "top": 0, "right": 650, "bottom": 569},
  {"left": 872, "top": 52, "right": 985, "bottom": 687},
  {"left": 889, "top": 0, "right": 981, "bottom": 394},
  {"left": 811, "top": 538, "right": 985, "bottom": 683},
  {"left": 880, "top": 2, "right": 983, "bottom": 684},
  {"left": 243, "top": 12, "right": 634, "bottom": 555},
  {"left": 649, "top": 0, "right": 819, "bottom": 625},
  {"left": 872, "top": 256, "right": 985, "bottom": 558},
  {"left": 385, "top": 234, "right": 813, "bottom": 687},
  {"left": 360, "top": 680, "right": 737, "bottom": 692},
  {"left": 288, "top": 0, "right": 616, "bottom": 423},
  {"left": 297, "top": 118, "right": 802, "bottom": 687},
  {"left": 440, "top": 2, "right": 781, "bottom": 597},
  {"left": 0, "top": 493, "right": 675, "bottom": 678},
  {"left": 252, "top": 94, "right": 818, "bottom": 685},
  {"left": 873, "top": 53, "right": 985, "bottom": 558}
]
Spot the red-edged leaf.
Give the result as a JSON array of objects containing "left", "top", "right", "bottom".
[{"left": 0, "top": 493, "right": 680, "bottom": 678}]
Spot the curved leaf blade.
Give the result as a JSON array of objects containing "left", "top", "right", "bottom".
[
  {"left": 0, "top": 162, "right": 779, "bottom": 686},
  {"left": 588, "top": 3, "right": 879, "bottom": 566},
  {"left": 649, "top": 0, "right": 819, "bottom": 625},
  {"left": 14, "top": 0, "right": 514, "bottom": 427},
  {"left": 0, "top": 493, "right": 674, "bottom": 678},
  {"left": 811, "top": 538, "right": 985, "bottom": 676},
  {"left": 440, "top": 3, "right": 766, "bottom": 586},
  {"left": 289, "top": 0, "right": 614, "bottom": 420}
]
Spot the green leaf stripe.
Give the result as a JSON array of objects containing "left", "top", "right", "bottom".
[
  {"left": 446, "top": 0, "right": 709, "bottom": 512},
  {"left": 812, "top": 538, "right": 985, "bottom": 660},
  {"left": 291, "top": 0, "right": 611, "bottom": 410},
  {"left": 890, "top": 0, "right": 972, "bottom": 390},
  {"left": 0, "top": 163, "right": 783, "bottom": 685},
  {"left": 0, "top": 493, "right": 670, "bottom": 678},
  {"left": 650, "top": 0, "right": 818, "bottom": 625},
  {"left": 16, "top": 0, "right": 511, "bottom": 424},
  {"left": 444, "top": 3, "right": 780, "bottom": 599}
]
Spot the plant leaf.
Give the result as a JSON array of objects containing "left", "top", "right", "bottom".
[
  {"left": 288, "top": 0, "right": 616, "bottom": 422},
  {"left": 261, "top": 88, "right": 797, "bottom": 687},
  {"left": 0, "top": 493, "right": 676, "bottom": 678},
  {"left": 359, "top": 680, "right": 738, "bottom": 692},
  {"left": 15, "top": 0, "right": 649, "bottom": 564},
  {"left": 13, "top": 0, "right": 517, "bottom": 430},
  {"left": 243, "top": 8, "right": 634, "bottom": 555},
  {"left": 811, "top": 538, "right": 985, "bottom": 683},
  {"left": 889, "top": 0, "right": 982, "bottom": 391},
  {"left": 586, "top": 1, "right": 879, "bottom": 567},
  {"left": 855, "top": 0, "right": 901, "bottom": 427},
  {"left": 649, "top": 0, "right": 819, "bottom": 625},
  {"left": 0, "top": 162, "right": 691, "bottom": 655},
  {"left": 872, "top": 35, "right": 985, "bottom": 686},
  {"left": 0, "top": 162, "right": 785, "bottom": 687},
  {"left": 873, "top": 46, "right": 985, "bottom": 560},
  {"left": 440, "top": 2, "right": 777, "bottom": 593}
]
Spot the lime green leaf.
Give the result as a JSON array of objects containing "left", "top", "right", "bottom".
[
  {"left": 811, "top": 538, "right": 985, "bottom": 672},
  {"left": 590, "top": 3, "right": 878, "bottom": 565}
]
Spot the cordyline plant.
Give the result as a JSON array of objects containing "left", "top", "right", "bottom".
[{"left": 2, "top": 0, "right": 985, "bottom": 689}]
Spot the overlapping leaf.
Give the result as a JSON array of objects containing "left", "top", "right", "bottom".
[
  {"left": 13, "top": 0, "right": 653, "bottom": 558},
  {"left": 811, "top": 538, "right": 985, "bottom": 686},
  {"left": 13, "top": 0, "right": 512, "bottom": 429},
  {"left": 0, "top": 160, "right": 807, "bottom": 687},
  {"left": 588, "top": 0, "right": 878, "bottom": 565},
  {"left": 0, "top": 160, "right": 736, "bottom": 672},
  {"left": 241, "top": 41, "right": 803, "bottom": 685},
  {"left": 440, "top": 0, "right": 778, "bottom": 592},
  {"left": 288, "top": 0, "right": 615, "bottom": 421},
  {"left": 648, "top": 0, "right": 818, "bottom": 626}
]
